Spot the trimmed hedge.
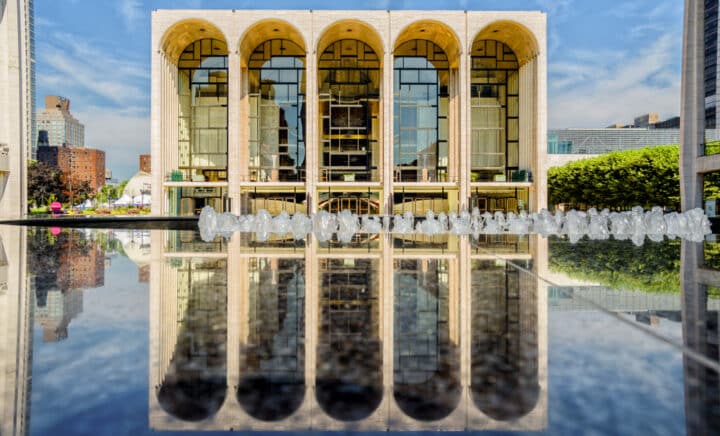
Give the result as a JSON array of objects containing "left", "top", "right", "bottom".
[{"left": 548, "top": 145, "right": 680, "bottom": 210}]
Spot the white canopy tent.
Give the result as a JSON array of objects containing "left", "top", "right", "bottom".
[
  {"left": 115, "top": 194, "right": 133, "bottom": 207},
  {"left": 133, "top": 194, "right": 151, "bottom": 206}
]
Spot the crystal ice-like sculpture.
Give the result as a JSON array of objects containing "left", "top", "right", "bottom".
[{"left": 197, "top": 205, "right": 714, "bottom": 246}]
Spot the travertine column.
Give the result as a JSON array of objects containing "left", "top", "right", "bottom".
[
  {"left": 306, "top": 22, "right": 318, "bottom": 214},
  {"left": 228, "top": 52, "right": 242, "bottom": 214}
]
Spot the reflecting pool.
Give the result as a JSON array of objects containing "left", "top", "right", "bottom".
[{"left": 0, "top": 225, "right": 719, "bottom": 434}]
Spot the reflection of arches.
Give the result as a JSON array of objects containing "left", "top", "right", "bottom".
[
  {"left": 470, "top": 260, "right": 539, "bottom": 420},
  {"left": 237, "top": 258, "right": 306, "bottom": 421},
  {"left": 316, "top": 258, "right": 383, "bottom": 421},
  {"left": 393, "top": 259, "right": 461, "bottom": 421},
  {"left": 160, "top": 18, "right": 228, "bottom": 65},
  {"left": 157, "top": 259, "right": 228, "bottom": 422}
]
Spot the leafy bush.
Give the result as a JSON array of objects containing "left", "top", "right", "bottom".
[{"left": 548, "top": 145, "right": 680, "bottom": 210}]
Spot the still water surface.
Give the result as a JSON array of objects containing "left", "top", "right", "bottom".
[{"left": 1, "top": 226, "right": 717, "bottom": 435}]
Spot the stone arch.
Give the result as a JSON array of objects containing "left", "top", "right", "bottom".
[
  {"left": 393, "top": 20, "right": 461, "bottom": 68},
  {"left": 473, "top": 20, "right": 540, "bottom": 66},
  {"left": 316, "top": 19, "right": 384, "bottom": 62},
  {"left": 160, "top": 18, "right": 228, "bottom": 64},
  {"left": 239, "top": 19, "right": 306, "bottom": 68}
]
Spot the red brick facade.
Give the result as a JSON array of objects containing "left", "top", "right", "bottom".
[
  {"left": 38, "top": 145, "right": 106, "bottom": 192},
  {"left": 139, "top": 154, "right": 151, "bottom": 173}
]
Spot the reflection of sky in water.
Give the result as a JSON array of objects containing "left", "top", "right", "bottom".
[{"left": 22, "top": 230, "right": 708, "bottom": 435}]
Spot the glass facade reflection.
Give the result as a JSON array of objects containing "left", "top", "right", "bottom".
[
  {"left": 393, "top": 258, "right": 460, "bottom": 421},
  {"left": 317, "top": 257, "right": 383, "bottom": 421},
  {"left": 238, "top": 257, "right": 305, "bottom": 421},
  {"left": 393, "top": 40, "right": 449, "bottom": 183},
  {"left": 248, "top": 40, "right": 306, "bottom": 182},
  {"left": 470, "top": 40, "right": 519, "bottom": 182},
  {"left": 178, "top": 39, "right": 229, "bottom": 180},
  {"left": 470, "top": 259, "right": 539, "bottom": 420},
  {"left": 318, "top": 40, "right": 381, "bottom": 183}
]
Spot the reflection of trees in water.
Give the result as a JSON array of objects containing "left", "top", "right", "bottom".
[
  {"left": 393, "top": 259, "right": 460, "bottom": 421},
  {"left": 316, "top": 259, "right": 383, "bottom": 421},
  {"left": 158, "top": 260, "right": 227, "bottom": 421},
  {"left": 471, "top": 260, "right": 539, "bottom": 420},
  {"left": 237, "top": 259, "right": 305, "bottom": 421},
  {"left": 550, "top": 237, "right": 681, "bottom": 294}
]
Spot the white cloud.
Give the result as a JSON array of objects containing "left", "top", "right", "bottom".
[
  {"left": 74, "top": 107, "right": 150, "bottom": 180},
  {"left": 37, "top": 32, "right": 148, "bottom": 107},
  {"left": 116, "top": 0, "right": 144, "bottom": 30},
  {"left": 548, "top": 34, "right": 681, "bottom": 128}
]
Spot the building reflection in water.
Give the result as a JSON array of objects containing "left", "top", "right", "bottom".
[
  {"left": 394, "top": 257, "right": 461, "bottom": 421},
  {"left": 149, "top": 231, "right": 548, "bottom": 431},
  {"left": 471, "top": 257, "right": 539, "bottom": 421},
  {"left": 681, "top": 240, "right": 720, "bottom": 436},
  {"left": 28, "top": 228, "right": 105, "bottom": 342},
  {"left": 237, "top": 257, "right": 305, "bottom": 421},
  {"left": 156, "top": 256, "right": 228, "bottom": 421},
  {"left": 317, "top": 257, "right": 382, "bottom": 421}
]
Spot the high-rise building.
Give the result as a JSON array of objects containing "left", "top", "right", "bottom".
[
  {"left": 36, "top": 96, "right": 85, "bottom": 148},
  {"left": 37, "top": 145, "right": 106, "bottom": 193},
  {"left": 151, "top": 10, "right": 547, "bottom": 216},
  {"left": 706, "top": 0, "right": 719, "bottom": 129},
  {"left": 0, "top": 0, "right": 34, "bottom": 218}
]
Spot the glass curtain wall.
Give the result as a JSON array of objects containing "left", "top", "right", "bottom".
[
  {"left": 470, "top": 40, "right": 519, "bottom": 182},
  {"left": 393, "top": 40, "right": 449, "bottom": 183},
  {"left": 248, "top": 40, "right": 306, "bottom": 182},
  {"left": 317, "top": 40, "right": 381, "bottom": 183},
  {"left": 178, "top": 39, "right": 229, "bottom": 182}
]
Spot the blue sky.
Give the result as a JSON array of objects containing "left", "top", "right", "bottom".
[{"left": 35, "top": 0, "right": 684, "bottom": 180}]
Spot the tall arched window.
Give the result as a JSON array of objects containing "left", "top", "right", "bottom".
[
  {"left": 317, "top": 40, "right": 381, "bottom": 183},
  {"left": 470, "top": 40, "right": 519, "bottom": 182},
  {"left": 393, "top": 40, "right": 449, "bottom": 183},
  {"left": 177, "top": 39, "right": 228, "bottom": 182},
  {"left": 248, "top": 39, "right": 306, "bottom": 182}
]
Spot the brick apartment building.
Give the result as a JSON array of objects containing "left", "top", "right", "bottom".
[{"left": 37, "top": 145, "right": 106, "bottom": 192}]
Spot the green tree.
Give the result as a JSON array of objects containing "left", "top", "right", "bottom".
[
  {"left": 27, "top": 161, "right": 65, "bottom": 208},
  {"left": 548, "top": 145, "right": 681, "bottom": 211}
]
